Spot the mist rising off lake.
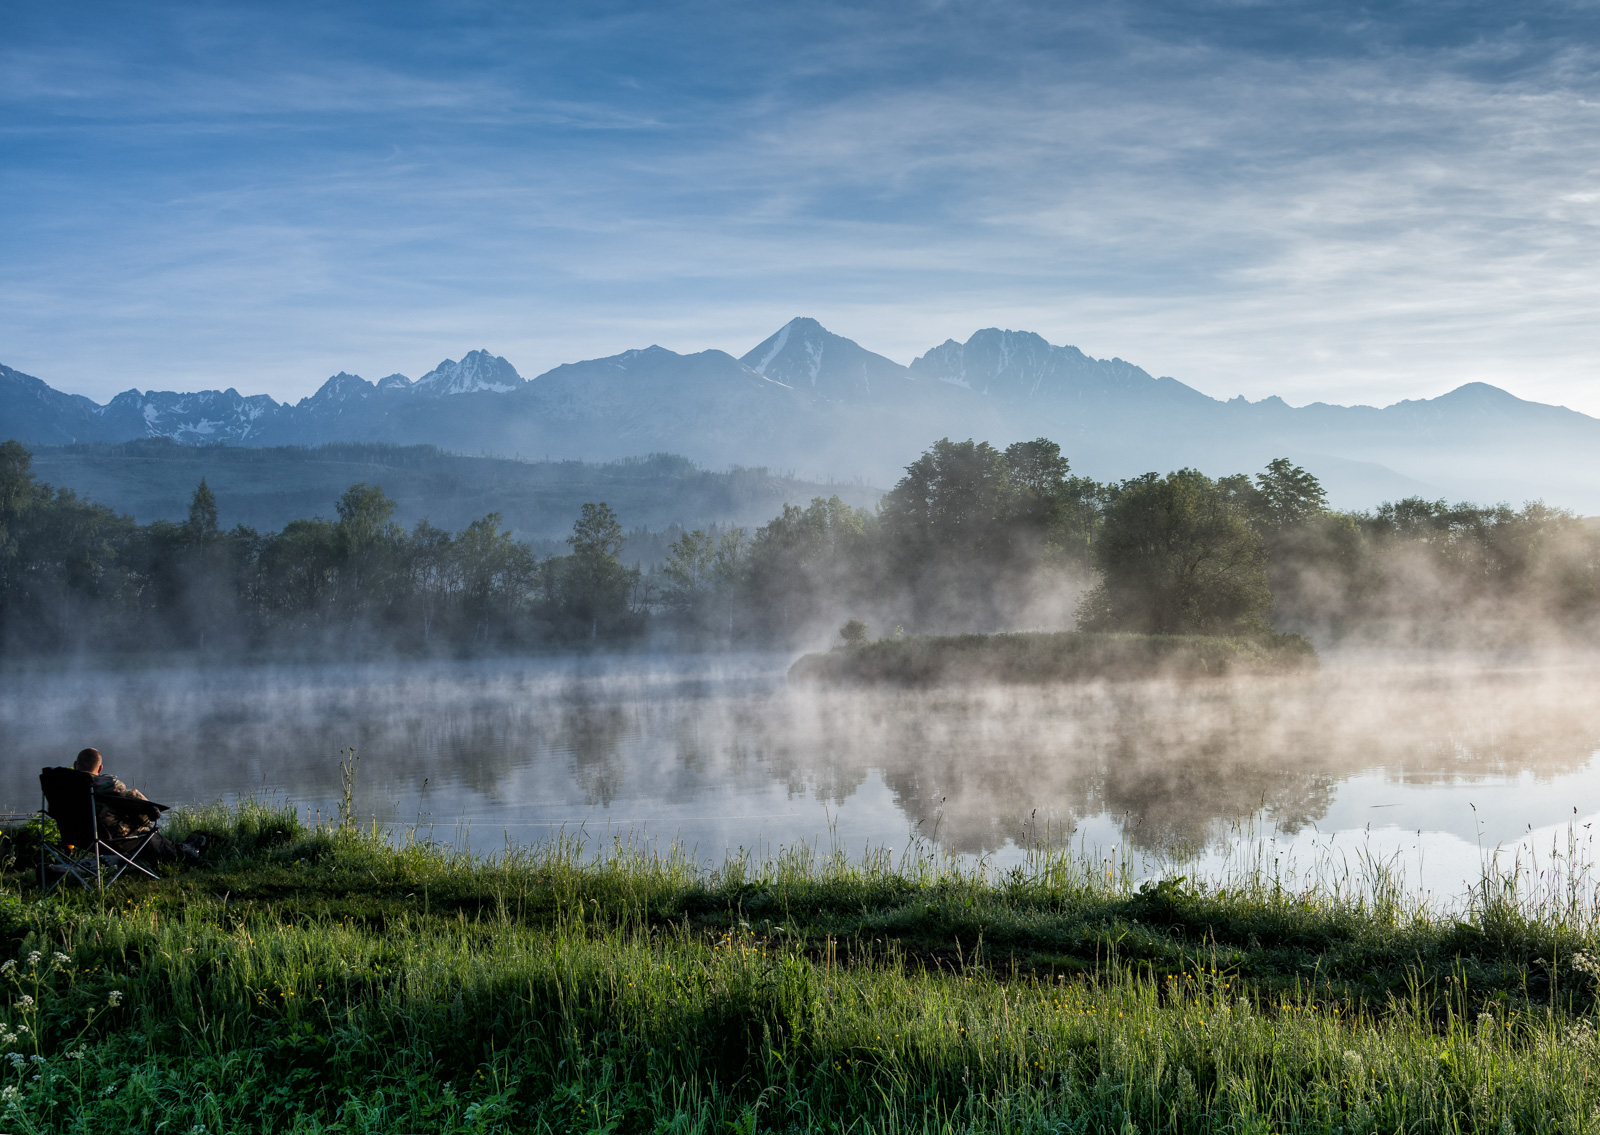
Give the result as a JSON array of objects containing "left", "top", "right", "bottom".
[{"left": 3, "top": 653, "right": 1597, "bottom": 901}]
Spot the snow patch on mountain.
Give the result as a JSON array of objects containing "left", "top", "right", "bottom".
[
  {"left": 749, "top": 322, "right": 793, "bottom": 376},
  {"left": 910, "top": 329, "right": 1166, "bottom": 403},
  {"left": 739, "top": 317, "right": 910, "bottom": 401},
  {"left": 414, "top": 350, "right": 524, "bottom": 395}
]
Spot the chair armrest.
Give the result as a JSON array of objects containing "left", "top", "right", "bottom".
[{"left": 93, "top": 794, "right": 170, "bottom": 825}]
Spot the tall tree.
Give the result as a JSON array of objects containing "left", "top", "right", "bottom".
[
  {"left": 880, "top": 438, "right": 1012, "bottom": 566},
  {"left": 407, "top": 518, "right": 456, "bottom": 644},
  {"left": 1253, "top": 458, "right": 1328, "bottom": 529},
  {"left": 334, "top": 482, "right": 400, "bottom": 601},
  {"left": 559, "top": 502, "right": 636, "bottom": 639},
  {"left": 743, "top": 496, "right": 868, "bottom": 641},
  {"left": 185, "top": 478, "right": 220, "bottom": 543},
  {"left": 1081, "top": 469, "right": 1269, "bottom": 635}
]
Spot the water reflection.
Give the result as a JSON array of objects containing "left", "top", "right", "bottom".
[{"left": 0, "top": 654, "right": 1596, "bottom": 895}]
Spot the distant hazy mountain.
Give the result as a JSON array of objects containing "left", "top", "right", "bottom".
[
  {"left": 742, "top": 316, "right": 915, "bottom": 403},
  {"left": 5, "top": 322, "right": 1599, "bottom": 510}
]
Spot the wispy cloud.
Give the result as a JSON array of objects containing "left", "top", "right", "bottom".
[{"left": 4, "top": 0, "right": 1600, "bottom": 414}]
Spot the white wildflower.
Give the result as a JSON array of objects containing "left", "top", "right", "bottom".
[
  {"left": 106, "top": 991, "right": 123, "bottom": 1008},
  {"left": 50, "top": 952, "right": 69, "bottom": 967},
  {"left": 64, "top": 1046, "right": 85, "bottom": 1061},
  {"left": 16, "top": 1024, "right": 28, "bottom": 1035},
  {"left": 16, "top": 996, "right": 33, "bottom": 1012},
  {"left": 0, "top": 960, "right": 15, "bottom": 974},
  {"left": 0, "top": 1085, "right": 16, "bottom": 1101},
  {"left": 0, "top": 1033, "right": 14, "bottom": 1046},
  {"left": 102, "top": 1084, "right": 116, "bottom": 1095},
  {"left": 5, "top": 1053, "right": 21, "bottom": 1068},
  {"left": 24, "top": 952, "right": 40, "bottom": 967},
  {"left": 1573, "top": 951, "right": 1600, "bottom": 981},
  {"left": 28, "top": 1055, "right": 43, "bottom": 1065},
  {"left": 29, "top": 1075, "right": 38, "bottom": 1083}
]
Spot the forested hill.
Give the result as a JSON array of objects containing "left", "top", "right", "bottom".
[{"left": 26, "top": 439, "right": 879, "bottom": 544}]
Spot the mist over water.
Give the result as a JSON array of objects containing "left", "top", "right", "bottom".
[{"left": 2, "top": 652, "right": 1597, "bottom": 904}]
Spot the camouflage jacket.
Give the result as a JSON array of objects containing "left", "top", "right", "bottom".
[{"left": 89, "top": 773, "right": 151, "bottom": 838}]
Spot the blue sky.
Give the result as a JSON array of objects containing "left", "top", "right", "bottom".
[{"left": 5, "top": 0, "right": 1600, "bottom": 411}]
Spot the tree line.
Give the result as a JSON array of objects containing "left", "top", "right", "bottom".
[
  {"left": 3, "top": 435, "right": 1597, "bottom": 654},
  {"left": 660, "top": 438, "right": 1600, "bottom": 647},
  {"left": 0, "top": 440, "right": 638, "bottom": 652}
]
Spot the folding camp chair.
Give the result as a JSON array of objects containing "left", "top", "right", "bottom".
[{"left": 37, "top": 767, "right": 169, "bottom": 894}]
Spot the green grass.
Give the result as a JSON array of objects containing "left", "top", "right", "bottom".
[
  {"left": 789, "top": 631, "right": 1319, "bottom": 686},
  {"left": 0, "top": 802, "right": 1594, "bottom": 1132}
]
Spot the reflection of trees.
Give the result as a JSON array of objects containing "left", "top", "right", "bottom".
[
  {"left": 3, "top": 663, "right": 1597, "bottom": 857},
  {"left": 562, "top": 702, "right": 633, "bottom": 807},
  {"left": 761, "top": 671, "right": 1600, "bottom": 857}
]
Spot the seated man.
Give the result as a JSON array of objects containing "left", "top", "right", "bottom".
[{"left": 73, "top": 748, "right": 203, "bottom": 864}]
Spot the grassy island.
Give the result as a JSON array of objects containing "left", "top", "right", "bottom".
[
  {"left": 789, "top": 631, "right": 1318, "bottom": 686},
  {"left": 0, "top": 802, "right": 1593, "bottom": 1132}
]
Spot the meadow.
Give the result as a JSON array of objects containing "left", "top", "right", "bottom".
[{"left": 0, "top": 801, "right": 1596, "bottom": 1133}]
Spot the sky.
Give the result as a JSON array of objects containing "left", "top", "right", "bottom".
[{"left": 5, "top": 0, "right": 1600, "bottom": 412}]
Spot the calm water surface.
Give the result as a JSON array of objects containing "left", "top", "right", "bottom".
[{"left": 2, "top": 652, "right": 1597, "bottom": 903}]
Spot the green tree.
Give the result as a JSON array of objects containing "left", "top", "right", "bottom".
[
  {"left": 1001, "top": 437, "right": 1106, "bottom": 570},
  {"left": 880, "top": 438, "right": 1011, "bottom": 567},
  {"left": 1254, "top": 458, "right": 1328, "bottom": 529},
  {"left": 661, "top": 529, "right": 716, "bottom": 613},
  {"left": 0, "top": 441, "right": 40, "bottom": 608},
  {"left": 0, "top": 441, "right": 37, "bottom": 521},
  {"left": 1080, "top": 469, "right": 1269, "bottom": 635},
  {"left": 185, "top": 478, "right": 220, "bottom": 543},
  {"left": 1003, "top": 438, "right": 1072, "bottom": 534},
  {"left": 456, "top": 513, "right": 534, "bottom": 644},
  {"left": 744, "top": 496, "right": 868, "bottom": 641},
  {"left": 558, "top": 502, "right": 637, "bottom": 639},
  {"left": 334, "top": 482, "right": 401, "bottom": 606},
  {"left": 259, "top": 519, "right": 341, "bottom": 618},
  {"left": 657, "top": 525, "right": 749, "bottom": 637},
  {"left": 407, "top": 519, "right": 456, "bottom": 645}
]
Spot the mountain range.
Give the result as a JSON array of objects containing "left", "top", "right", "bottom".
[{"left": 5, "top": 318, "right": 1599, "bottom": 510}]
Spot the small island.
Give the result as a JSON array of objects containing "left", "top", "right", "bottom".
[{"left": 789, "top": 628, "right": 1317, "bottom": 685}]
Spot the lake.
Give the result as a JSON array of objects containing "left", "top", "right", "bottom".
[{"left": 3, "top": 651, "right": 1598, "bottom": 904}]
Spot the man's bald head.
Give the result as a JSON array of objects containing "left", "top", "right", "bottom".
[{"left": 74, "top": 748, "right": 103, "bottom": 774}]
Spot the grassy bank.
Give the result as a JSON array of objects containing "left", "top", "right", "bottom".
[
  {"left": 789, "top": 631, "right": 1318, "bottom": 686},
  {"left": 0, "top": 805, "right": 1594, "bottom": 1132}
]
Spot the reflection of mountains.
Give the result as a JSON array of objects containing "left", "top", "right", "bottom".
[{"left": 0, "top": 662, "right": 1595, "bottom": 857}]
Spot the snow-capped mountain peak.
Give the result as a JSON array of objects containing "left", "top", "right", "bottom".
[
  {"left": 300, "top": 372, "right": 376, "bottom": 408},
  {"left": 413, "top": 350, "right": 524, "bottom": 396}
]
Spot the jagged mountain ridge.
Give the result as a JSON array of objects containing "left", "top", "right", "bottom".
[{"left": 4, "top": 322, "right": 1599, "bottom": 509}]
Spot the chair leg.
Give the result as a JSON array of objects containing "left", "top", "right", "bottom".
[
  {"left": 96, "top": 833, "right": 159, "bottom": 885},
  {"left": 90, "top": 795, "right": 102, "bottom": 891},
  {"left": 38, "top": 795, "right": 47, "bottom": 894},
  {"left": 41, "top": 845, "right": 96, "bottom": 894}
]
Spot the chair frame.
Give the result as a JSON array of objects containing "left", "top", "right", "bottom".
[{"left": 37, "top": 768, "right": 169, "bottom": 895}]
